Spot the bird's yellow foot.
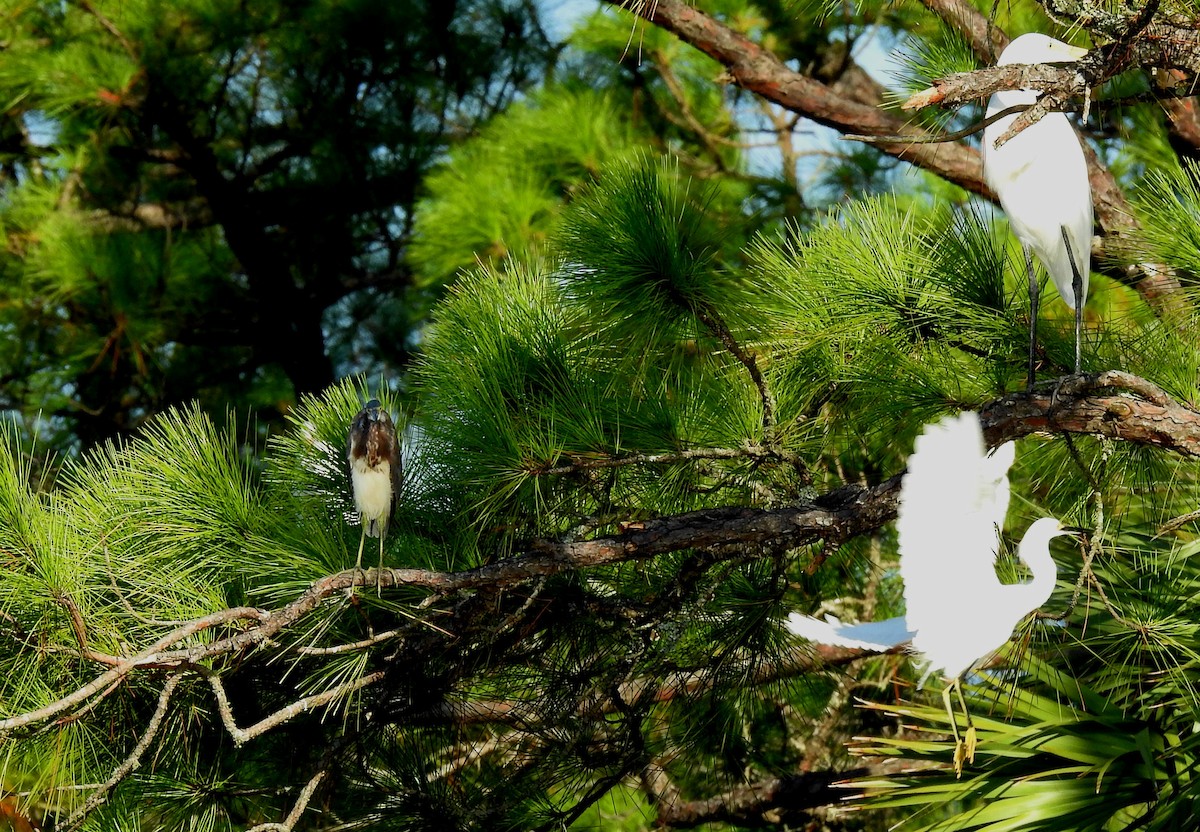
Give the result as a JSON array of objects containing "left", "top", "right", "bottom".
[{"left": 964, "top": 725, "right": 978, "bottom": 764}]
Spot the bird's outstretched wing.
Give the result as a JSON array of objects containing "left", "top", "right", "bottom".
[
  {"left": 786, "top": 613, "right": 913, "bottom": 652},
  {"left": 897, "top": 412, "right": 1014, "bottom": 645}
]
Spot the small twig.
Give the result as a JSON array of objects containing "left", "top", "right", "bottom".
[
  {"left": 72, "top": 0, "right": 138, "bottom": 58},
  {"left": 844, "top": 103, "right": 1028, "bottom": 145},
  {"left": 652, "top": 50, "right": 735, "bottom": 170},
  {"left": 104, "top": 546, "right": 195, "bottom": 627},
  {"left": 536, "top": 444, "right": 802, "bottom": 476},
  {"left": 1156, "top": 507, "right": 1200, "bottom": 537},
  {"left": 691, "top": 302, "right": 778, "bottom": 447},
  {"left": 60, "top": 673, "right": 182, "bottom": 831},
  {"left": 58, "top": 593, "right": 90, "bottom": 653},
  {"left": 293, "top": 629, "right": 404, "bottom": 656},
  {"left": 205, "top": 669, "right": 386, "bottom": 745},
  {"left": 1060, "top": 432, "right": 1102, "bottom": 493},
  {"left": 245, "top": 769, "right": 328, "bottom": 832},
  {"left": 55, "top": 678, "right": 125, "bottom": 727},
  {"left": 1084, "top": 565, "right": 1135, "bottom": 629},
  {"left": 426, "top": 737, "right": 508, "bottom": 783},
  {"left": 0, "top": 609, "right": 32, "bottom": 648},
  {"left": 1043, "top": 449, "right": 1110, "bottom": 624},
  {"left": 0, "top": 607, "right": 268, "bottom": 733}
]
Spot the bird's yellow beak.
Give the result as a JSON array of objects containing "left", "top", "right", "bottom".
[{"left": 1059, "top": 43, "right": 1088, "bottom": 60}]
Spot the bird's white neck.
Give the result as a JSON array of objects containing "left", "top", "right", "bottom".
[{"left": 1012, "top": 521, "right": 1061, "bottom": 613}]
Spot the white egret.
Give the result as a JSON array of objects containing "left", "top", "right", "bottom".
[
  {"left": 348, "top": 399, "right": 402, "bottom": 593},
  {"left": 787, "top": 412, "right": 1068, "bottom": 775},
  {"left": 982, "top": 33, "right": 1092, "bottom": 387}
]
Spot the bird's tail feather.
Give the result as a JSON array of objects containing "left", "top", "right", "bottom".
[{"left": 786, "top": 613, "right": 914, "bottom": 652}]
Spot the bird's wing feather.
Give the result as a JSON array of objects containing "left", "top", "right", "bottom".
[
  {"left": 897, "top": 412, "right": 1013, "bottom": 643},
  {"left": 786, "top": 614, "right": 912, "bottom": 651},
  {"left": 390, "top": 444, "right": 403, "bottom": 518},
  {"left": 983, "top": 93, "right": 1091, "bottom": 310}
]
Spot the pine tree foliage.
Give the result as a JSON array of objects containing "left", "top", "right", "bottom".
[
  {"left": 3, "top": 0, "right": 1200, "bottom": 830},
  {"left": 0, "top": 0, "right": 556, "bottom": 449}
]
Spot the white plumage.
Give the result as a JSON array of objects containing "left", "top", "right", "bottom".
[
  {"left": 787, "top": 411, "right": 1068, "bottom": 774},
  {"left": 982, "top": 33, "right": 1092, "bottom": 379},
  {"left": 350, "top": 457, "right": 395, "bottom": 538}
]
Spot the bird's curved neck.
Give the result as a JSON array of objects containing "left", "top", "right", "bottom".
[{"left": 1013, "top": 537, "right": 1058, "bottom": 612}]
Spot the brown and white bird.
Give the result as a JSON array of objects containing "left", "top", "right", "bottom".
[{"left": 347, "top": 399, "right": 401, "bottom": 591}]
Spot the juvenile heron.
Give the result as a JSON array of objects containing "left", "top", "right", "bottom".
[
  {"left": 787, "top": 412, "right": 1069, "bottom": 776},
  {"left": 348, "top": 399, "right": 401, "bottom": 592},
  {"left": 982, "top": 33, "right": 1092, "bottom": 387}
]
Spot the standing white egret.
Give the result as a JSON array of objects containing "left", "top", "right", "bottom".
[
  {"left": 982, "top": 33, "right": 1092, "bottom": 388},
  {"left": 787, "top": 412, "right": 1068, "bottom": 776}
]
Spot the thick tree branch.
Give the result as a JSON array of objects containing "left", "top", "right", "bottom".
[
  {"left": 5, "top": 374, "right": 1200, "bottom": 760},
  {"left": 605, "top": 0, "right": 1180, "bottom": 311},
  {"left": 918, "top": 0, "right": 1007, "bottom": 62},
  {"left": 651, "top": 768, "right": 863, "bottom": 828},
  {"left": 902, "top": 64, "right": 1084, "bottom": 113},
  {"left": 607, "top": 0, "right": 986, "bottom": 194},
  {"left": 979, "top": 371, "right": 1200, "bottom": 455}
]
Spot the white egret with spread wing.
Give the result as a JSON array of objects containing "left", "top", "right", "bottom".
[
  {"left": 787, "top": 412, "right": 1068, "bottom": 775},
  {"left": 982, "top": 33, "right": 1092, "bottom": 387}
]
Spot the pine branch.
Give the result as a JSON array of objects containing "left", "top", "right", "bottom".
[
  {"left": 650, "top": 769, "right": 863, "bottom": 828},
  {"left": 605, "top": 0, "right": 1183, "bottom": 309},
  {"left": 536, "top": 444, "right": 799, "bottom": 476},
  {"left": 244, "top": 770, "right": 327, "bottom": 832},
  {"left": 204, "top": 669, "right": 387, "bottom": 745},
  {"left": 408, "top": 643, "right": 903, "bottom": 726},
  {"left": 691, "top": 301, "right": 780, "bottom": 448},
  {"left": 604, "top": 0, "right": 985, "bottom": 195},
  {"left": 6, "top": 374, "right": 1200, "bottom": 763},
  {"left": 917, "top": 0, "right": 1007, "bottom": 62},
  {"left": 71, "top": 0, "right": 137, "bottom": 58},
  {"left": 60, "top": 672, "right": 183, "bottom": 831},
  {"left": 0, "top": 607, "right": 269, "bottom": 733},
  {"left": 902, "top": 64, "right": 1084, "bottom": 115}
]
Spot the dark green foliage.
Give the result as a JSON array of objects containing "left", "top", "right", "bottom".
[
  {"left": 0, "top": 0, "right": 555, "bottom": 450},
  {"left": 559, "top": 157, "right": 734, "bottom": 338}
]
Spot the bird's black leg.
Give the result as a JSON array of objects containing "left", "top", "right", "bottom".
[
  {"left": 1024, "top": 246, "right": 1039, "bottom": 391},
  {"left": 1060, "top": 226, "right": 1083, "bottom": 375}
]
